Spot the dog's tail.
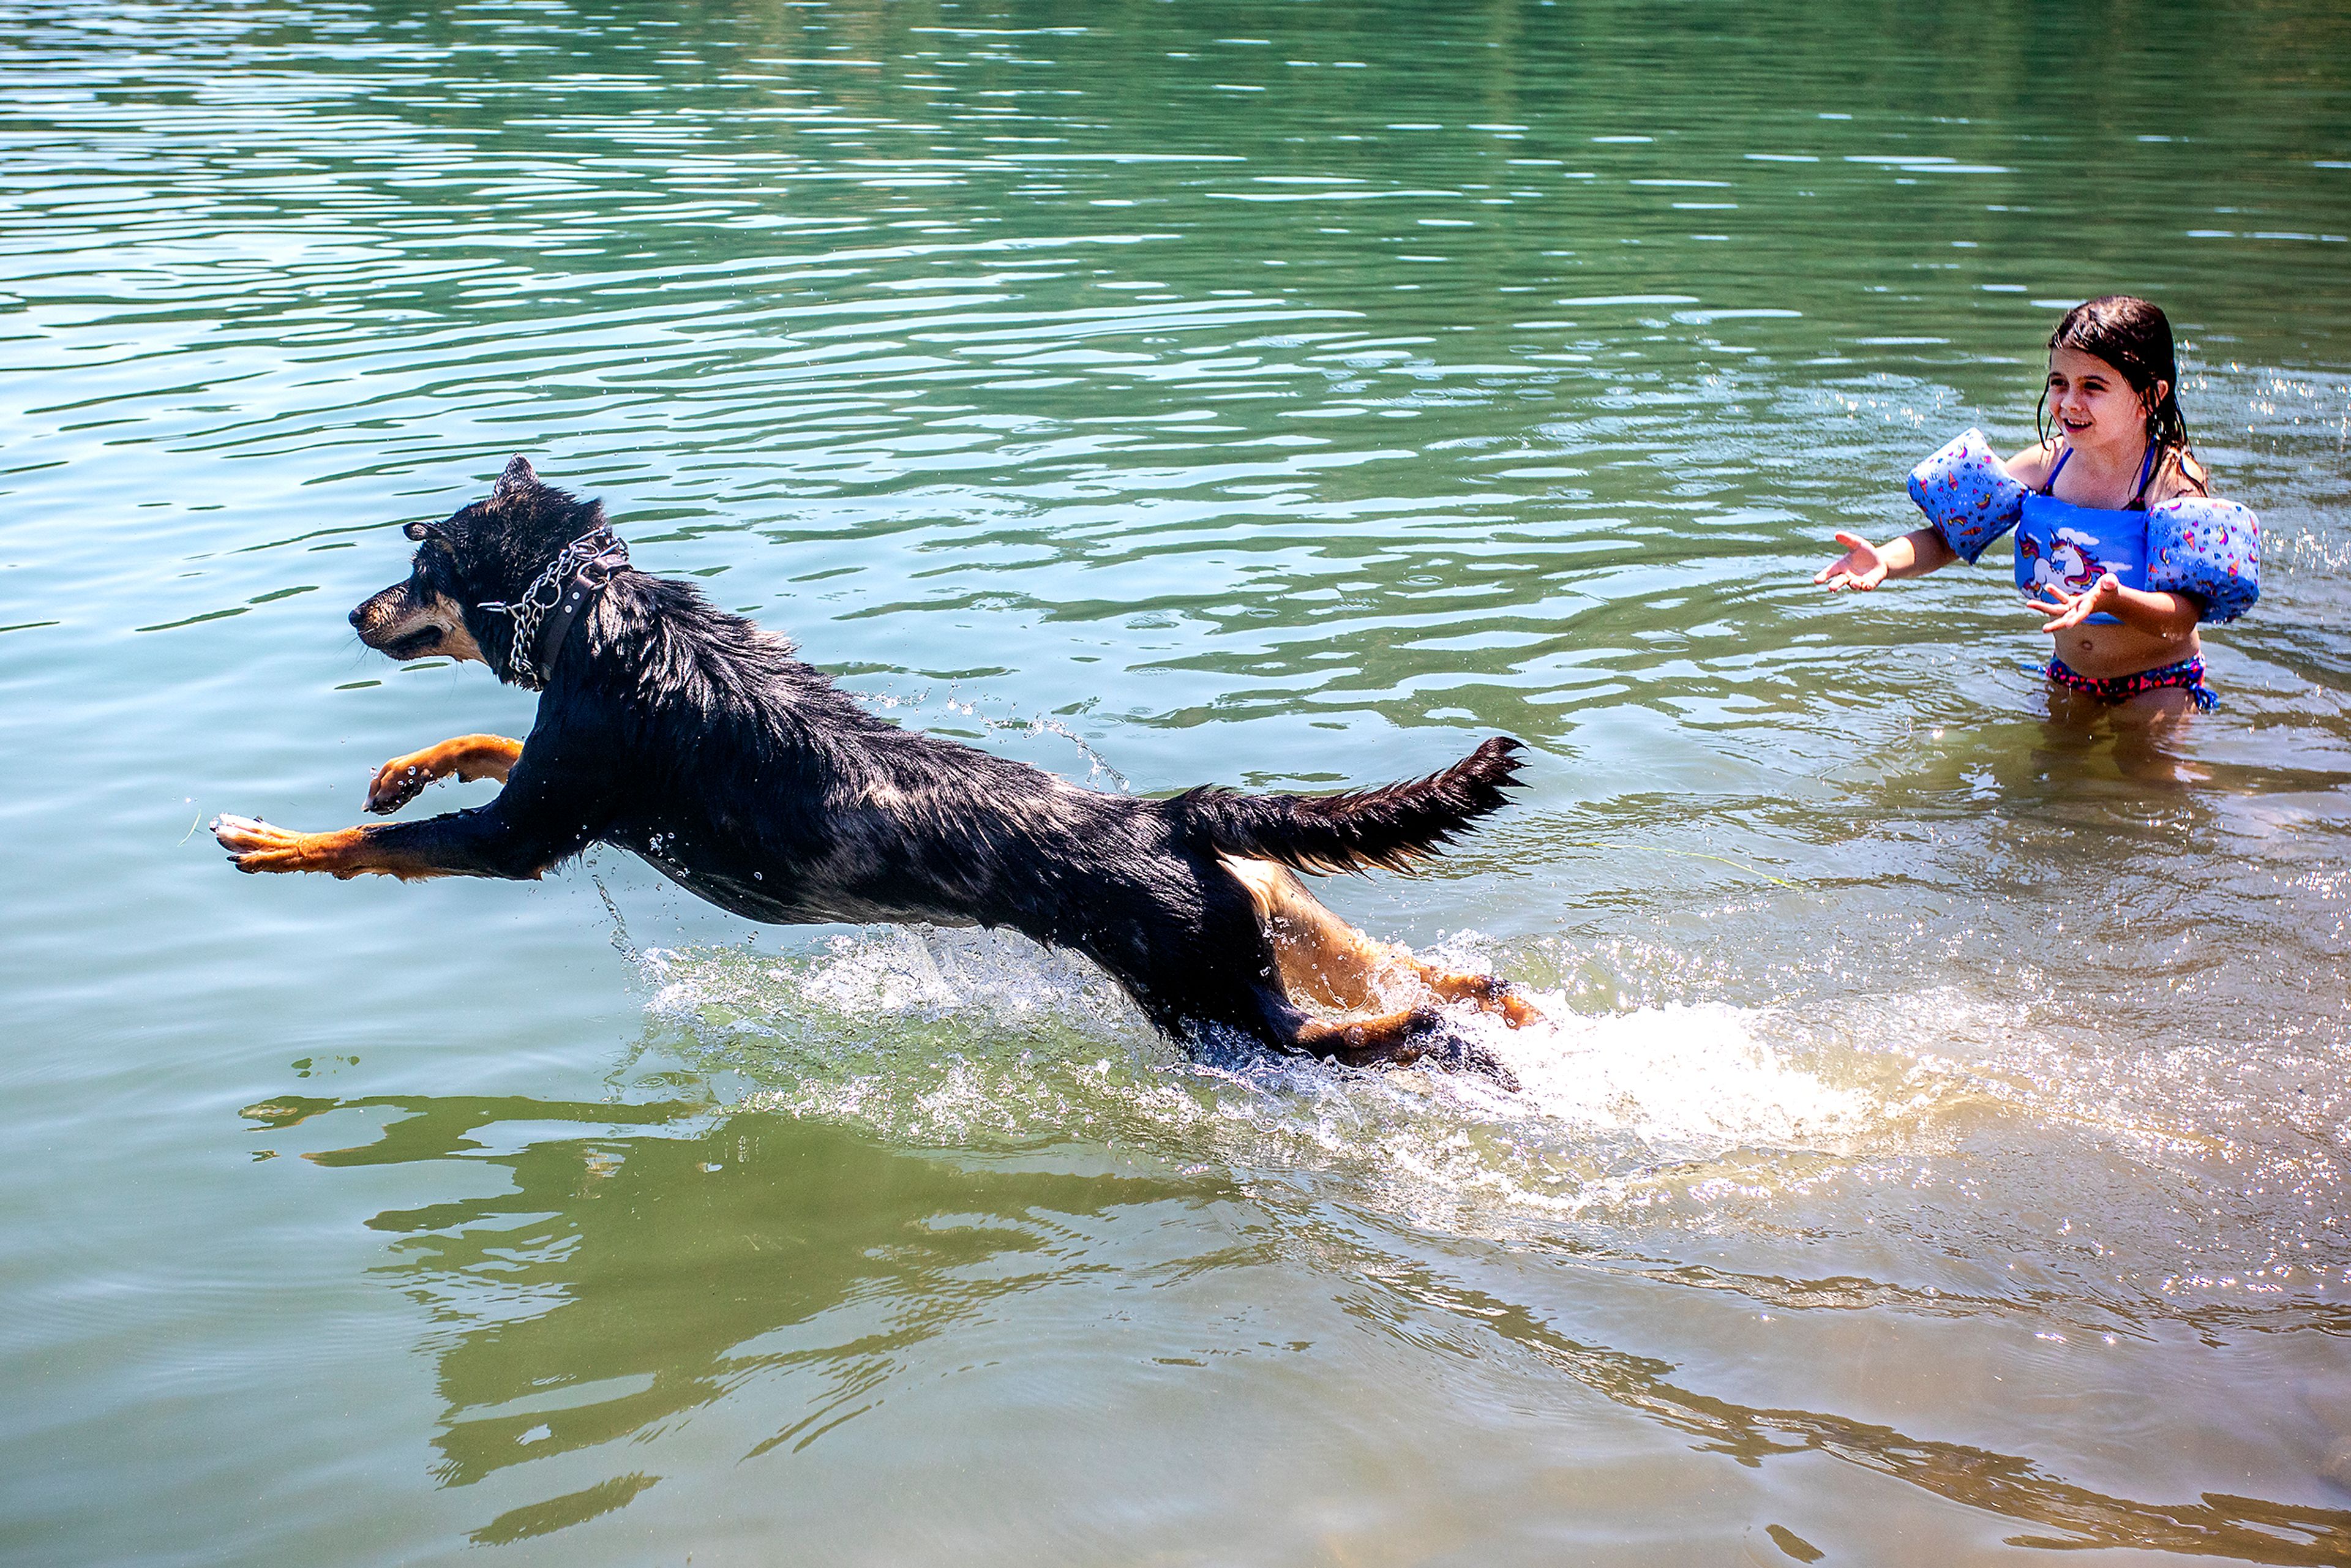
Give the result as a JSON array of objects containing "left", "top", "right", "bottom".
[{"left": 1166, "top": 736, "right": 1528, "bottom": 874}]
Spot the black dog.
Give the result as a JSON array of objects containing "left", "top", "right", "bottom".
[{"left": 216, "top": 457, "right": 1540, "bottom": 1075}]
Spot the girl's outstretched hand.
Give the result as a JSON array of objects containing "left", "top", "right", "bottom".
[
  {"left": 2025, "top": 572, "right": 2121, "bottom": 631},
  {"left": 1815, "top": 531, "right": 1889, "bottom": 591}
]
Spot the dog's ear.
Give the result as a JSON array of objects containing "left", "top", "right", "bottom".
[
  {"left": 492, "top": 454, "right": 538, "bottom": 501},
  {"left": 403, "top": 520, "right": 440, "bottom": 542}
]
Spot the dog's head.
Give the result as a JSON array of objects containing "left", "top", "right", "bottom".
[{"left": 350, "top": 455, "right": 609, "bottom": 672}]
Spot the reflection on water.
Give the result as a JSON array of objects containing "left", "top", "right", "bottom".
[
  {"left": 247, "top": 1090, "right": 2351, "bottom": 1558},
  {"left": 252, "top": 1094, "right": 1200, "bottom": 1540},
  {"left": 1443, "top": 1267, "right": 2351, "bottom": 1564}
]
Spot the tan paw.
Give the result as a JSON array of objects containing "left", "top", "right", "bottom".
[
  {"left": 212, "top": 814, "right": 313, "bottom": 873},
  {"left": 366, "top": 754, "right": 436, "bottom": 814}
]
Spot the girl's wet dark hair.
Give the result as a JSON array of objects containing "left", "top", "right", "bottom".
[{"left": 2036, "top": 294, "right": 2207, "bottom": 494}]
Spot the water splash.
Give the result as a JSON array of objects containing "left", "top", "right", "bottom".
[{"left": 632, "top": 924, "right": 1912, "bottom": 1218}]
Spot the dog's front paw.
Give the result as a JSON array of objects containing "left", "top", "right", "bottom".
[
  {"left": 213, "top": 814, "right": 315, "bottom": 874},
  {"left": 366, "top": 754, "right": 434, "bottom": 814}
]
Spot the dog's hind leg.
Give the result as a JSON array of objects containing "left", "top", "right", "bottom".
[
  {"left": 366, "top": 735, "right": 525, "bottom": 814},
  {"left": 1130, "top": 874, "right": 1517, "bottom": 1087},
  {"left": 1264, "top": 991, "right": 1519, "bottom": 1088},
  {"left": 1289, "top": 1005, "right": 1445, "bottom": 1070},
  {"left": 1419, "top": 968, "right": 1545, "bottom": 1030},
  {"left": 1220, "top": 857, "right": 1543, "bottom": 1028}
]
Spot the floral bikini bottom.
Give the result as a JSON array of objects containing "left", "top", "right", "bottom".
[{"left": 2044, "top": 654, "right": 2219, "bottom": 713}]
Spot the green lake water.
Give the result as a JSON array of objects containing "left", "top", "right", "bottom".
[{"left": 6, "top": 0, "right": 2351, "bottom": 1561}]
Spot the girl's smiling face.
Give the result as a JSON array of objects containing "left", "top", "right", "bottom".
[{"left": 2046, "top": 344, "right": 2164, "bottom": 455}]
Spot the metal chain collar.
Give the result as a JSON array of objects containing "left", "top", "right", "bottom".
[{"left": 478, "top": 525, "right": 628, "bottom": 689}]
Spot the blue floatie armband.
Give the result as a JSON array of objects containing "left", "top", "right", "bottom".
[
  {"left": 1908, "top": 429, "right": 2027, "bottom": 565},
  {"left": 2146, "top": 496, "right": 2260, "bottom": 623}
]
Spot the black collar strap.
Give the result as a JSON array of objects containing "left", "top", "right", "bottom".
[{"left": 476, "top": 525, "right": 628, "bottom": 689}]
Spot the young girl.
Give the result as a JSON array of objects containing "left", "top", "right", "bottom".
[{"left": 1816, "top": 295, "right": 2259, "bottom": 715}]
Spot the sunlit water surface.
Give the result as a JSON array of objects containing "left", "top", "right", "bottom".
[{"left": 5, "top": 0, "right": 2351, "bottom": 1562}]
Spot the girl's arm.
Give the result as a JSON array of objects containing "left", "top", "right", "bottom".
[
  {"left": 1824, "top": 435, "right": 2050, "bottom": 595},
  {"left": 1816, "top": 526, "right": 1958, "bottom": 591}
]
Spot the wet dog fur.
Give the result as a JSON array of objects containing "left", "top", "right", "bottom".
[{"left": 216, "top": 457, "right": 1539, "bottom": 1078}]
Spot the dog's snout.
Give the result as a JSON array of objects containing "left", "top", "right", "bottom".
[
  {"left": 348, "top": 581, "right": 411, "bottom": 648},
  {"left": 347, "top": 577, "right": 482, "bottom": 666},
  {"left": 350, "top": 581, "right": 411, "bottom": 641}
]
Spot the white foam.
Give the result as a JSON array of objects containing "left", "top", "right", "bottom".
[{"left": 1483, "top": 1000, "right": 1876, "bottom": 1154}]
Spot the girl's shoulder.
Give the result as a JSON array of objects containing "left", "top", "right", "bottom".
[
  {"left": 2148, "top": 447, "right": 2213, "bottom": 506},
  {"left": 2002, "top": 438, "right": 2059, "bottom": 489}
]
